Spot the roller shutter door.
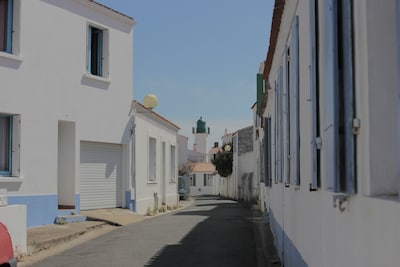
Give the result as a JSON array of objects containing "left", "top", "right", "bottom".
[{"left": 80, "top": 141, "right": 122, "bottom": 210}]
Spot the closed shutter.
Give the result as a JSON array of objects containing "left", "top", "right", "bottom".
[{"left": 80, "top": 141, "right": 122, "bottom": 210}]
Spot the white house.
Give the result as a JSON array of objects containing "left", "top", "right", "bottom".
[
  {"left": 0, "top": 0, "right": 135, "bottom": 253},
  {"left": 189, "top": 162, "right": 216, "bottom": 196},
  {"left": 259, "top": 0, "right": 400, "bottom": 266},
  {"left": 132, "top": 101, "right": 180, "bottom": 214}
]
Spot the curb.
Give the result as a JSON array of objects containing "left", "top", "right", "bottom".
[
  {"left": 252, "top": 209, "right": 282, "bottom": 267},
  {"left": 27, "top": 222, "right": 106, "bottom": 255}
]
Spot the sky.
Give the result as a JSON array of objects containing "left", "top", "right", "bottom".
[{"left": 96, "top": 0, "right": 274, "bottom": 148}]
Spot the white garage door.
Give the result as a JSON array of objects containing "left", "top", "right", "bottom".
[{"left": 80, "top": 141, "right": 122, "bottom": 210}]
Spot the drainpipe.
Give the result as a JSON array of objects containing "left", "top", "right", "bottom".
[{"left": 129, "top": 104, "right": 136, "bottom": 211}]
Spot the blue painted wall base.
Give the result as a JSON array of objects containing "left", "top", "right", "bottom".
[{"left": 125, "top": 191, "right": 135, "bottom": 211}]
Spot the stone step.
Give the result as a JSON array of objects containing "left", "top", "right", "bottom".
[{"left": 55, "top": 214, "right": 87, "bottom": 225}]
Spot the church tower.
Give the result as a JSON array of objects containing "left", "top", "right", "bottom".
[{"left": 192, "top": 117, "right": 210, "bottom": 154}]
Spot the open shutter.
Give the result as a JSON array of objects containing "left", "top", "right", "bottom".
[
  {"left": 397, "top": 0, "right": 400, "bottom": 200},
  {"left": 341, "top": 0, "right": 355, "bottom": 194},
  {"left": 97, "top": 29, "right": 103, "bottom": 76},
  {"left": 324, "top": 0, "right": 339, "bottom": 192},
  {"left": 284, "top": 47, "right": 290, "bottom": 185},
  {"left": 310, "top": 0, "right": 319, "bottom": 189},
  {"left": 264, "top": 117, "right": 271, "bottom": 187},
  {"left": 87, "top": 26, "right": 92, "bottom": 74},
  {"left": 6, "top": 0, "right": 12, "bottom": 53},
  {"left": 11, "top": 114, "right": 20, "bottom": 177},
  {"left": 277, "top": 66, "right": 283, "bottom": 183},
  {"left": 289, "top": 16, "right": 300, "bottom": 185}
]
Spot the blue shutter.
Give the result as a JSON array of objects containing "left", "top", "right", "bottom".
[
  {"left": 97, "top": 29, "right": 103, "bottom": 76},
  {"left": 277, "top": 65, "right": 283, "bottom": 183},
  {"left": 397, "top": 0, "right": 400, "bottom": 200},
  {"left": 341, "top": 0, "right": 355, "bottom": 194},
  {"left": 87, "top": 26, "right": 92, "bottom": 74},
  {"left": 323, "top": 0, "right": 339, "bottom": 192},
  {"left": 6, "top": 0, "right": 13, "bottom": 53},
  {"left": 310, "top": 0, "right": 318, "bottom": 189},
  {"left": 284, "top": 47, "right": 290, "bottom": 185},
  {"left": 274, "top": 81, "right": 278, "bottom": 184},
  {"left": 264, "top": 117, "right": 271, "bottom": 187},
  {"left": 289, "top": 16, "right": 300, "bottom": 185}
]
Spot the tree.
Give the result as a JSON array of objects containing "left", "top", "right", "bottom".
[
  {"left": 179, "top": 161, "right": 194, "bottom": 176},
  {"left": 212, "top": 143, "right": 233, "bottom": 177}
]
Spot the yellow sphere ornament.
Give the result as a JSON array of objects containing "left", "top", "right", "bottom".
[{"left": 143, "top": 94, "right": 158, "bottom": 109}]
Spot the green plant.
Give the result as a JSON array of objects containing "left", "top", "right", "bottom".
[{"left": 212, "top": 143, "right": 233, "bottom": 177}]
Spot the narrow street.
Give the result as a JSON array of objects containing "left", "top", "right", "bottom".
[{"left": 30, "top": 196, "right": 258, "bottom": 267}]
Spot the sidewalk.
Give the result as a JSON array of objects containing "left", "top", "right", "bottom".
[{"left": 24, "top": 199, "right": 194, "bottom": 257}]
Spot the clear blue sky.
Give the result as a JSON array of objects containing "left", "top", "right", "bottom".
[{"left": 96, "top": 0, "right": 274, "bottom": 147}]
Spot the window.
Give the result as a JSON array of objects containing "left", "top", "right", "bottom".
[
  {"left": 323, "top": 0, "right": 355, "bottom": 193},
  {"left": 190, "top": 174, "right": 196, "bottom": 186},
  {"left": 203, "top": 174, "right": 212, "bottom": 186},
  {"left": 170, "top": 145, "right": 176, "bottom": 181},
  {"left": 0, "top": 114, "right": 19, "bottom": 177},
  {"left": 88, "top": 25, "right": 108, "bottom": 77},
  {"left": 148, "top": 137, "right": 157, "bottom": 181},
  {"left": 0, "top": 0, "right": 13, "bottom": 53}
]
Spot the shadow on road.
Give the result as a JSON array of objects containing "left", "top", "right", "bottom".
[{"left": 145, "top": 195, "right": 257, "bottom": 267}]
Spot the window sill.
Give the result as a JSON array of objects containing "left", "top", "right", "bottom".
[
  {"left": 83, "top": 73, "right": 111, "bottom": 84},
  {"left": 370, "top": 194, "right": 399, "bottom": 203},
  {"left": 0, "top": 52, "right": 23, "bottom": 63},
  {"left": 147, "top": 181, "right": 157, "bottom": 184},
  {"left": 169, "top": 180, "right": 177, "bottom": 183},
  {"left": 0, "top": 176, "right": 24, "bottom": 183}
]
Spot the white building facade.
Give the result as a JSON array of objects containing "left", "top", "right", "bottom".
[
  {"left": 0, "top": 0, "right": 135, "bottom": 252},
  {"left": 260, "top": 0, "right": 400, "bottom": 266},
  {"left": 133, "top": 101, "right": 179, "bottom": 214}
]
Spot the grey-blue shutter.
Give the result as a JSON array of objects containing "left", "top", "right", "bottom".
[
  {"left": 278, "top": 65, "right": 283, "bottom": 183},
  {"left": 6, "top": 0, "right": 12, "bottom": 53},
  {"left": 323, "top": 0, "right": 339, "bottom": 192},
  {"left": 289, "top": 16, "right": 300, "bottom": 185},
  {"left": 397, "top": 0, "right": 400, "bottom": 199},
  {"left": 97, "top": 29, "right": 103, "bottom": 76},
  {"left": 274, "top": 81, "right": 278, "bottom": 184},
  {"left": 284, "top": 47, "right": 290, "bottom": 185},
  {"left": 341, "top": 0, "right": 355, "bottom": 194},
  {"left": 87, "top": 26, "right": 92, "bottom": 74},
  {"left": 264, "top": 117, "right": 272, "bottom": 187},
  {"left": 310, "top": 0, "right": 318, "bottom": 189}
]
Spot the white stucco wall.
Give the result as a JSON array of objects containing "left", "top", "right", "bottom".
[
  {"left": 0, "top": 0, "right": 134, "bottom": 230},
  {"left": 262, "top": 0, "right": 400, "bottom": 267},
  {"left": 134, "top": 104, "right": 179, "bottom": 214}
]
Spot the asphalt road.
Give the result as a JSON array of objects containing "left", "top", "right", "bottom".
[{"left": 31, "top": 196, "right": 258, "bottom": 267}]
